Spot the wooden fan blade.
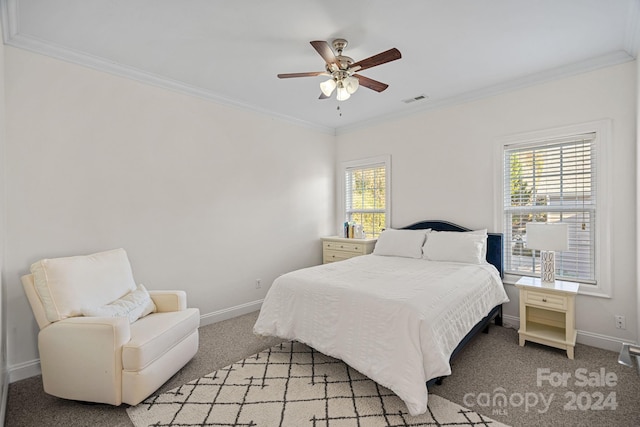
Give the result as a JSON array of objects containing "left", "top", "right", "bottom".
[
  {"left": 319, "top": 92, "right": 330, "bottom": 99},
  {"left": 354, "top": 74, "right": 389, "bottom": 92},
  {"left": 310, "top": 40, "right": 338, "bottom": 66},
  {"left": 277, "top": 71, "right": 326, "bottom": 78},
  {"left": 350, "top": 48, "right": 401, "bottom": 72}
]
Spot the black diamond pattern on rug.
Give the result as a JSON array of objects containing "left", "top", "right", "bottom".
[{"left": 127, "top": 340, "right": 509, "bottom": 427}]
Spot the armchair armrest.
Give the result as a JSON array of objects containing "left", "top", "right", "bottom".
[
  {"left": 149, "top": 290, "right": 188, "bottom": 312},
  {"left": 38, "top": 316, "right": 131, "bottom": 405}
]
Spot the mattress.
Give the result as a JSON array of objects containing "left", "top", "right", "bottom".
[{"left": 253, "top": 254, "right": 509, "bottom": 416}]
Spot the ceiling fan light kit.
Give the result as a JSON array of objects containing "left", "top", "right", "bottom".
[
  {"left": 320, "top": 78, "right": 337, "bottom": 97},
  {"left": 336, "top": 80, "right": 350, "bottom": 101},
  {"left": 322, "top": 74, "right": 359, "bottom": 99},
  {"left": 278, "top": 38, "right": 401, "bottom": 101}
]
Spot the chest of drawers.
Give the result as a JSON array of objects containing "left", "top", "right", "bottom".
[{"left": 321, "top": 236, "right": 377, "bottom": 264}]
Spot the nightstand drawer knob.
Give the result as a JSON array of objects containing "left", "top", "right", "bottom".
[{"left": 542, "top": 298, "right": 547, "bottom": 302}]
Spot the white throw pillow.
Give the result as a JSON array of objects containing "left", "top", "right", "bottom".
[
  {"left": 30, "top": 248, "right": 137, "bottom": 322},
  {"left": 82, "top": 284, "right": 156, "bottom": 323},
  {"left": 422, "top": 231, "right": 487, "bottom": 264},
  {"left": 373, "top": 229, "right": 430, "bottom": 259}
]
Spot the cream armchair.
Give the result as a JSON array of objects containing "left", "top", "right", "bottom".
[{"left": 21, "top": 248, "right": 200, "bottom": 406}]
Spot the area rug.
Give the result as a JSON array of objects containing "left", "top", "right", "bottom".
[{"left": 127, "top": 340, "right": 508, "bottom": 427}]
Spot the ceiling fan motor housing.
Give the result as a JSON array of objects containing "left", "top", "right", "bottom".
[
  {"left": 331, "top": 39, "right": 354, "bottom": 71},
  {"left": 332, "top": 38, "right": 348, "bottom": 53}
]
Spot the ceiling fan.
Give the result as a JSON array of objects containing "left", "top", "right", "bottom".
[{"left": 277, "top": 39, "right": 401, "bottom": 101}]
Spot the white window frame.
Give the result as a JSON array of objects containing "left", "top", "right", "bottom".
[
  {"left": 338, "top": 155, "right": 391, "bottom": 237},
  {"left": 494, "top": 120, "right": 612, "bottom": 298}
]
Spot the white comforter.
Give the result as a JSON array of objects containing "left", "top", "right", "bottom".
[{"left": 253, "top": 254, "right": 509, "bottom": 416}]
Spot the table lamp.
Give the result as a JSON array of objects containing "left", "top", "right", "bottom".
[{"left": 525, "top": 222, "right": 569, "bottom": 284}]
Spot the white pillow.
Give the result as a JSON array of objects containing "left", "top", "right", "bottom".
[
  {"left": 422, "top": 231, "right": 487, "bottom": 264},
  {"left": 425, "top": 229, "right": 488, "bottom": 258},
  {"left": 30, "top": 248, "right": 137, "bottom": 322},
  {"left": 466, "top": 229, "right": 488, "bottom": 259},
  {"left": 82, "top": 284, "right": 156, "bottom": 323},
  {"left": 373, "top": 228, "right": 430, "bottom": 259}
]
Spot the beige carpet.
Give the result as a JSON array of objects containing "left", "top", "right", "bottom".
[{"left": 127, "top": 340, "right": 508, "bottom": 427}]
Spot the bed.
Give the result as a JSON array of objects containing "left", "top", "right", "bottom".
[{"left": 253, "top": 220, "right": 509, "bottom": 416}]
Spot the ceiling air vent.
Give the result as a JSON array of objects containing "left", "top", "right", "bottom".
[{"left": 402, "top": 94, "right": 429, "bottom": 104}]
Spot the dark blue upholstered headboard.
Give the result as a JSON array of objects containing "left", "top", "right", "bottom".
[{"left": 401, "top": 220, "right": 504, "bottom": 278}]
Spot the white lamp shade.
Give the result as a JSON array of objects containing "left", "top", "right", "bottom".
[
  {"left": 526, "top": 222, "right": 569, "bottom": 251},
  {"left": 320, "top": 79, "right": 336, "bottom": 96}
]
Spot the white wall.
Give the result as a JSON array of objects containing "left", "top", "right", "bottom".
[
  {"left": 336, "top": 61, "right": 637, "bottom": 351},
  {"left": 3, "top": 46, "right": 336, "bottom": 379}
]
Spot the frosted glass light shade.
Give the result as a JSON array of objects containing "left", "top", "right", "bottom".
[
  {"left": 336, "top": 84, "right": 351, "bottom": 101},
  {"left": 320, "top": 79, "right": 336, "bottom": 96},
  {"left": 526, "top": 222, "right": 569, "bottom": 251},
  {"left": 344, "top": 76, "right": 359, "bottom": 94}
]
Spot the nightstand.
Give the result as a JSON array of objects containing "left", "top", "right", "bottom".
[
  {"left": 516, "top": 277, "right": 579, "bottom": 359},
  {"left": 321, "top": 236, "right": 377, "bottom": 264}
]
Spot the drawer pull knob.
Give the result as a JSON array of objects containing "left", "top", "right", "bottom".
[
  {"left": 340, "top": 245, "right": 344, "bottom": 248},
  {"left": 542, "top": 298, "right": 547, "bottom": 302}
]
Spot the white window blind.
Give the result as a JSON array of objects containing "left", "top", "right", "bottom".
[
  {"left": 345, "top": 163, "right": 386, "bottom": 238},
  {"left": 503, "top": 133, "right": 596, "bottom": 283}
]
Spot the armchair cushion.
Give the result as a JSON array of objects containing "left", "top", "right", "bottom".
[
  {"left": 82, "top": 284, "right": 156, "bottom": 323},
  {"left": 30, "top": 248, "right": 137, "bottom": 322},
  {"left": 122, "top": 308, "right": 200, "bottom": 371}
]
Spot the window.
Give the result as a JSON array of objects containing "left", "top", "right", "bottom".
[
  {"left": 499, "top": 120, "right": 611, "bottom": 295},
  {"left": 341, "top": 156, "right": 390, "bottom": 238}
]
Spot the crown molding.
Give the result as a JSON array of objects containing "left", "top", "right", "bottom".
[{"left": 336, "top": 50, "right": 634, "bottom": 135}]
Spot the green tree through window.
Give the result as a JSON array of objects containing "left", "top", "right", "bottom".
[{"left": 345, "top": 165, "right": 386, "bottom": 237}]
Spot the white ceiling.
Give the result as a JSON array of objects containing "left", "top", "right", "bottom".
[{"left": 2, "top": 0, "right": 639, "bottom": 133}]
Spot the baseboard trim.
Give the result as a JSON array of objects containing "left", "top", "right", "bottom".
[
  {"left": 8, "top": 359, "right": 40, "bottom": 383},
  {"left": 500, "top": 314, "right": 520, "bottom": 330},
  {"left": 576, "top": 330, "right": 635, "bottom": 352},
  {"left": 500, "top": 314, "right": 634, "bottom": 352},
  {"left": 198, "top": 299, "right": 264, "bottom": 327}
]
